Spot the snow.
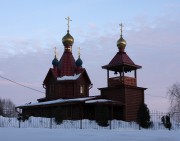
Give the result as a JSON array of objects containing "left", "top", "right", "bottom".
[
  {"left": 0, "top": 116, "right": 180, "bottom": 141},
  {"left": 0, "top": 128, "right": 179, "bottom": 141},
  {"left": 0, "top": 116, "right": 140, "bottom": 129},
  {"left": 57, "top": 74, "right": 81, "bottom": 81},
  {"left": 85, "top": 99, "right": 113, "bottom": 103},
  {"left": 18, "top": 97, "right": 96, "bottom": 107}
]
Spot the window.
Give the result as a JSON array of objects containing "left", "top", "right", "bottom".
[{"left": 80, "top": 85, "right": 84, "bottom": 94}]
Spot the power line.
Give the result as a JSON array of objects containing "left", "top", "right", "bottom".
[
  {"left": 146, "top": 94, "right": 178, "bottom": 101},
  {"left": 0, "top": 75, "right": 44, "bottom": 94},
  {"left": 146, "top": 93, "right": 169, "bottom": 99},
  {"left": 0, "top": 74, "right": 174, "bottom": 99}
]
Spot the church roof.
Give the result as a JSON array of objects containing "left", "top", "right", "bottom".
[
  {"left": 17, "top": 97, "right": 97, "bottom": 108},
  {"left": 85, "top": 99, "right": 122, "bottom": 105},
  {"left": 110, "top": 52, "right": 135, "bottom": 66},
  {"left": 43, "top": 68, "right": 91, "bottom": 86},
  {"left": 58, "top": 51, "right": 77, "bottom": 77},
  {"left": 102, "top": 51, "right": 141, "bottom": 72},
  {"left": 17, "top": 97, "right": 123, "bottom": 109},
  {"left": 57, "top": 73, "right": 81, "bottom": 81}
]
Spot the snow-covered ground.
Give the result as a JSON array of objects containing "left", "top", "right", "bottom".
[
  {"left": 1, "top": 116, "right": 180, "bottom": 141},
  {"left": 0, "top": 128, "right": 179, "bottom": 141}
]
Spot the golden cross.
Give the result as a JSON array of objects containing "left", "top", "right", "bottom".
[
  {"left": 65, "top": 16, "right": 72, "bottom": 31},
  {"left": 119, "top": 23, "right": 124, "bottom": 36},
  {"left": 54, "top": 47, "right": 57, "bottom": 58},
  {"left": 78, "top": 47, "right": 81, "bottom": 57}
]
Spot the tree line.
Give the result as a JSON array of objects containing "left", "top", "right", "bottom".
[{"left": 0, "top": 98, "right": 17, "bottom": 117}]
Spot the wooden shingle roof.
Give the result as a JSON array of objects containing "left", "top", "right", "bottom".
[
  {"left": 58, "top": 52, "right": 77, "bottom": 77},
  {"left": 102, "top": 52, "right": 141, "bottom": 72}
]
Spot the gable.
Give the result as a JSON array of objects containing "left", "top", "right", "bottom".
[
  {"left": 77, "top": 69, "right": 92, "bottom": 85},
  {"left": 43, "top": 68, "right": 57, "bottom": 86}
]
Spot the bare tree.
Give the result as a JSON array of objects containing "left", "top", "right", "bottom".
[
  {"left": 0, "top": 98, "right": 17, "bottom": 117},
  {"left": 2, "top": 99, "right": 17, "bottom": 117},
  {"left": 0, "top": 98, "right": 3, "bottom": 116},
  {"left": 168, "top": 82, "right": 180, "bottom": 114}
]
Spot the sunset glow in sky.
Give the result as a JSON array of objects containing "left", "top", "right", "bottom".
[{"left": 0, "top": 0, "right": 180, "bottom": 112}]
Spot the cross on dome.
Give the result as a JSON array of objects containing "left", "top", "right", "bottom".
[
  {"left": 119, "top": 23, "right": 124, "bottom": 37},
  {"left": 65, "top": 16, "right": 72, "bottom": 31},
  {"left": 54, "top": 47, "right": 58, "bottom": 58},
  {"left": 117, "top": 23, "right": 126, "bottom": 51},
  {"left": 78, "top": 47, "right": 81, "bottom": 58},
  {"left": 76, "top": 47, "right": 83, "bottom": 67},
  {"left": 52, "top": 47, "right": 59, "bottom": 67},
  {"left": 62, "top": 16, "right": 74, "bottom": 47}
]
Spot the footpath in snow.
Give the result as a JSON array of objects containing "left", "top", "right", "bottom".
[{"left": 0, "top": 128, "right": 179, "bottom": 141}]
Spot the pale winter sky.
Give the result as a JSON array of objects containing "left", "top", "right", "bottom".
[{"left": 0, "top": 0, "right": 180, "bottom": 112}]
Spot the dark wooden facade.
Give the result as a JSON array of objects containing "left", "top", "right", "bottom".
[
  {"left": 20, "top": 102, "right": 124, "bottom": 120},
  {"left": 99, "top": 85, "right": 145, "bottom": 121},
  {"left": 38, "top": 69, "right": 91, "bottom": 102}
]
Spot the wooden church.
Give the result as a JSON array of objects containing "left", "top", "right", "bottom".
[{"left": 16, "top": 18, "right": 146, "bottom": 122}]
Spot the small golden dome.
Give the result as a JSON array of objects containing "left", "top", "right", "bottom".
[
  {"left": 117, "top": 23, "right": 127, "bottom": 51},
  {"left": 62, "top": 30, "right": 74, "bottom": 46},
  {"left": 117, "top": 36, "right": 126, "bottom": 49}
]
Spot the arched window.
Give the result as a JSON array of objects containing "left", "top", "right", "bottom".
[{"left": 80, "top": 85, "right": 84, "bottom": 94}]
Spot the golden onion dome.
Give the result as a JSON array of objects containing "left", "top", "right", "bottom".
[
  {"left": 117, "top": 23, "right": 127, "bottom": 51},
  {"left": 117, "top": 36, "right": 127, "bottom": 49},
  {"left": 62, "top": 30, "right": 74, "bottom": 46}
]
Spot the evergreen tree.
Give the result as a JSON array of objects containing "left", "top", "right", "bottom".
[
  {"left": 137, "top": 104, "right": 151, "bottom": 129},
  {"left": 54, "top": 107, "right": 64, "bottom": 125},
  {"left": 161, "top": 114, "right": 172, "bottom": 130},
  {"left": 17, "top": 113, "right": 29, "bottom": 122},
  {"left": 95, "top": 105, "right": 110, "bottom": 127}
]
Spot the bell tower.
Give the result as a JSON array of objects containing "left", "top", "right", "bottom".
[
  {"left": 99, "top": 24, "right": 147, "bottom": 121},
  {"left": 103, "top": 23, "right": 142, "bottom": 87}
]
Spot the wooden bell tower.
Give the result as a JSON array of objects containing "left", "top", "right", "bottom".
[{"left": 99, "top": 24, "right": 147, "bottom": 121}]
